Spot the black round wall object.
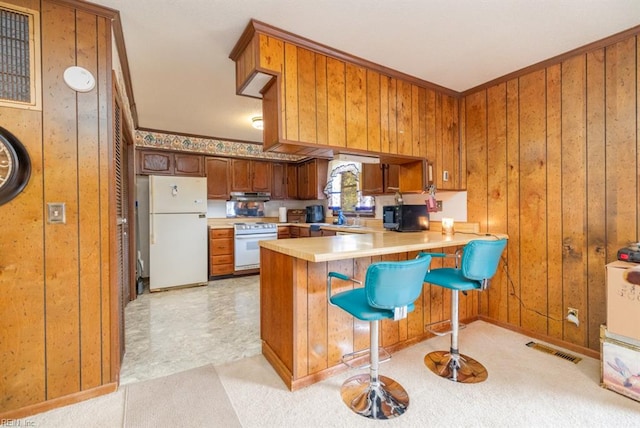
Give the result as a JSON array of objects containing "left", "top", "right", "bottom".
[{"left": 0, "top": 126, "right": 31, "bottom": 205}]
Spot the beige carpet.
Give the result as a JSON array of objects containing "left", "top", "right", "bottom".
[
  {"left": 123, "top": 363, "right": 241, "bottom": 427},
  {"left": 215, "top": 321, "right": 640, "bottom": 427},
  {"left": 14, "top": 321, "right": 640, "bottom": 427}
]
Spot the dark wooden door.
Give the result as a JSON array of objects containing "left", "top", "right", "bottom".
[{"left": 206, "top": 157, "right": 229, "bottom": 199}]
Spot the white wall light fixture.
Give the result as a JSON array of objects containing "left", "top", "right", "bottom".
[
  {"left": 63, "top": 66, "right": 95, "bottom": 92},
  {"left": 251, "top": 116, "right": 263, "bottom": 130}
]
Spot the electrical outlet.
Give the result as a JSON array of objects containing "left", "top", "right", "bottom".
[{"left": 436, "top": 200, "right": 443, "bottom": 211}]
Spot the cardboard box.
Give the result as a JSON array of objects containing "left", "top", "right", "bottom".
[
  {"left": 606, "top": 261, "right": 640, "bottom": 341},
  {"left": 600, "top": 325, "right": 640, "bottom": 402}
]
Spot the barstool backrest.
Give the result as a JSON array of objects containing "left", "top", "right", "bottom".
[
  {"left": 460, "top": 239, "right": 507, "bottom": 285},
  {"left": 365, "top": 255, "right": 431, "bottom": 310}
]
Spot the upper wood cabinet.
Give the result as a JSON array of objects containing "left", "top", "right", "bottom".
[
  {"left": 297, "top": 158, "right": 328, "bottom": 200},
  {"left": 229, "top": 22, "right": 465, "bottom": 190},
  {"left": 138, "top": 149, "right": 205, "bottom": 177},
  {"left": 206, "top": 157, "right": 230, "bottom": 199},
  {"left": 271, "top": 162, "right": 287, "bottom": 200},
  {"left": 286, "top": 163, "right": 298, "bottom": 199},
  {"left": 361, "top": 164, "right": 400, "bottom": 195},
  {"left": 230, "top": 159, "right": 272, "bottom": 192}
]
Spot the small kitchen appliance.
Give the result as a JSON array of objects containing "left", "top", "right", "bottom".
[
  {"left": 383, "top": 204, "right": 429, "bottom": 232},
  {"left": 306, "top": 204, "right": 325, "bottom": 223}
]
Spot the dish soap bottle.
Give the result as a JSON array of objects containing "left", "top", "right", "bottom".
[{"left": 337, "top": 210, "right": 345, "bottom": 225}]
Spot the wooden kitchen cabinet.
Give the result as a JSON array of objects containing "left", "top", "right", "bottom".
[
  {"left": 138, "top": 149, "right": 204, "bottom": 176},
  {"left": 289, "top": 226, "right": 300, "bottom": 238},
  {"left": 230, "top": 159, "right": 272, "bottom": 192},
  {"left": 230, "top": 23, "right": 464, "bottom": 188},
  {"left": 271, "top": 162, "right": 287, "bottom": 199},
  {"left": 286, "top": 163, "right": 298, "bottom": 199},
  {"left": 362, "top": 163, "right": 400, "bottom": 195},
  {"left": 209, "top": 228, "right": 234, "bottom": 277},
  {"left": 277, "top": 226, "right": 290, "bottom": 239},
  {"left": 297, "top": 158, "right": 328, "bottom": 200},
  {"left": 206, "top": 157, "right": 230, "bottom": 199}
]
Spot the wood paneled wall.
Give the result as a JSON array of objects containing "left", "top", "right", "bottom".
[
  {"left": 0, "top": 0, "right": 115, "bottom": 415},
  {"left": 232, "top": 22, "right": 464, "bottom": 189},
  {"left": 463, "top": 33, "right": 639, "bottom": 351}
]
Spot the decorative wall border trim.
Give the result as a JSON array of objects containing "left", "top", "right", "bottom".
[{"left": 135, "top": 130, "right": 303, "bottom": 162}]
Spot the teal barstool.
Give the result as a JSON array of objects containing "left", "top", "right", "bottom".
[
  {"left": 327, "top": 255, "right": 431, "bottom": 420},
  {"left": 421, "top": 238, "right": 507, "bottom": 383}
]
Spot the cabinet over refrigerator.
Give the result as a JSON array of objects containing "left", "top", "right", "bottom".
[{"left": 149, "top": 175, "right": 208, "bottom": 291}]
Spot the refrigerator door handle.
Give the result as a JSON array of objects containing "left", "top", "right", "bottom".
[{"left": 150, "top": 214, "right": 156, "bottom": 244}]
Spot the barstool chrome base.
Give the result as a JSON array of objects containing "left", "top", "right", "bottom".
[
  {"left": 424, "top": 350, "right": 488, "bottom": 383},
  {"left": 340, "top": 373, "right": 409, "bottom": 419}
]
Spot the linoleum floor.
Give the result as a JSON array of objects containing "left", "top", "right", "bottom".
[{"left": 119, "top": 275, "right": 261, "bottom": 385}]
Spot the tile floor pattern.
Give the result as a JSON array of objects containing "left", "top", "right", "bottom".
[{"left": 119, "top": 275, "right": 261, "bottom": 385}]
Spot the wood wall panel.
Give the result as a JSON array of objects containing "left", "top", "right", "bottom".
[
  {"left": 283, "top": 43, "right": 299, "bottom": 142},
  {"left": 307, "top": 261, "right": 328, "bottom": 373},
  {"left": 605, "top": 37, "right": 637, "bottom": 258},
  {"left": 42, "top": 2, "right": 81, "bottom": 399},
  {"left": 396, "top": 80, "right": 412, "bottom": 156},
  {"left": 486, "top": 83, "right": 508, "bottom": 322},
  {"left": 379, "top": 76, "right": 390, "bottom": 154},
  {"left": 463, "top": 31, "right": 640, "bottom": 351},
  {"left": 1, "top": 0, "right": 116, "bottom": 415},
  {"left": 0, "top": 109, "right": 45, "bottom": 411},
  {"left": 292, "top": 258, "right": 308, "bottom": 378},
  {"left": 345, "top": 63, "right": 367, "bottom": 151},
  {"left": 98, "top": 15, "right": 112, "bottom": 384},
  {"left": 327, "top": 259, "right": 354, "bottom": 366},
  {"left": 326, "top": 57, "right": 346, "bottom": 148},
  {"left": 561, "top": 56, "right": 588, "bottom": 345},
  {"left": 297, "top": 48, "right": 316, "bottom": 144},
  {"left": 517, "top": 70, "right": 548, "bottom": 336},
  {"left": 353, "top": 257, "right": 370, "bottom": 352},
  {"left": 315, "top": 55, "right": 328, "bottom": 146},
  {"left": 76, "top": 10, "right": 103, "bottom": 390},
  {"left": 545, "top": 64, "right": 563, "bottom": 340},
  {"left": 505, "top": 79, "right": 521, "bottom": 325},
  {"left": 585, "top": 49, "right": 607, "bottom": 350},
  {"left": 388, "top": 78, "right": 397, "bottom": 154},
  {"left": 366, "top": 70, "right": 381, "bottom": 153}
]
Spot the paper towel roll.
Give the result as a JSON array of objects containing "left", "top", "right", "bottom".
[{"left": 279, "top": 206, "right": 287, "bottom": 222}]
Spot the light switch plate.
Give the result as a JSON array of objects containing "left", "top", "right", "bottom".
[{"left": 47, "top": 202, "right": 66, "bottom": 224}]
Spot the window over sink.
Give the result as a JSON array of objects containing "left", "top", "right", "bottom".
[{"left": 324, "top": 161, "right": 374, "bottom": 215}]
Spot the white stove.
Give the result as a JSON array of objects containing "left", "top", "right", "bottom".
[
  {"left": 233, "top": 222, "right": 278, "bottom": 235},
  {"left": 233, "top": 222, "right": 278, "bottom": 271}
]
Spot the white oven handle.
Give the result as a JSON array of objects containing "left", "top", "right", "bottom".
[{"left": 235, "top": 233, "right": 278, "bottom": 240}]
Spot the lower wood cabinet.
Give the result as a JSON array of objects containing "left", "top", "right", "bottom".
[
  {"left": 277, "top": 226, "right": 290, "bottom": 239},
  {"left": 209, "top": 228, "right": 234, "bottom": 277}
]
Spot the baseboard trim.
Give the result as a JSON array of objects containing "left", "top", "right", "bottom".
[
  {"left": 478, "top": 316, "right": 600, "bottom": 360},
  {"left": 0, "top": 382, "right": 118, "bottom": 421}
]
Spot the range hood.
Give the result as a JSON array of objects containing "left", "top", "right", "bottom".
[{"left": 229, "top": 191, "right": 271, "bottom": 202}]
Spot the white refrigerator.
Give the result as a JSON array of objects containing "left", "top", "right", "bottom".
[{"left": 149, "top": 175, "right": 208, "bottom": 291}]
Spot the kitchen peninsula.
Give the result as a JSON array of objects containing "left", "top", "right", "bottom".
[{"left": 259, "top": 231, "right": 508, "bottom": 390}]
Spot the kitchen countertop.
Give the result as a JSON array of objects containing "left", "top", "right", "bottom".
[{"left": 259, "top": 230, "right": 507, "bottom": 263}]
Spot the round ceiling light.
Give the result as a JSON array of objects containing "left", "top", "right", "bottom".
[{"left": 251, "top": 116, "right": 263, "bottom": 130}]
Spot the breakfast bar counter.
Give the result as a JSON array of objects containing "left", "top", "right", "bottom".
[{"left": 259, "top": 231, "right": 507, "bottom": 391}]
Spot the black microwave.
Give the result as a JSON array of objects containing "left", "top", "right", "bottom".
[{"left": 383, "top": 205, "right": 430, "bottom": 232}]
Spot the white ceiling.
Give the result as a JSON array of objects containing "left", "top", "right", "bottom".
[{"left": 89, "top": 0, "right": 640, "bottom": 144}]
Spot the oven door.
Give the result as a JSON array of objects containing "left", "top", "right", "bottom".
[{"left": 234, "top": 232, "right": 278, "bottom": 271}]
